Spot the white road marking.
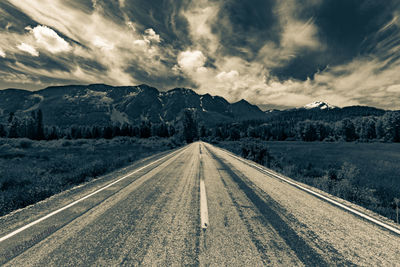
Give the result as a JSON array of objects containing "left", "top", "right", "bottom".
[
  {"left": 0, "top": 146, "right": 187, "bottom": 243},
  {"left": 200, "top": 179, "right": 209, "bottom": 229},
  {"left": 210, "top": 144, "right": 400, "bottom": 236}
]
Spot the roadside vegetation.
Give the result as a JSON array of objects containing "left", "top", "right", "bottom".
[
  {"left": 214, "top": 139, "right": 400, "bottom": 224},
  {"left": 0, "top": 137, "right": 179, "bottom": 216},
  {"left": 0, "top": 110, "right": 197, "bottom": 217},
  {"left": 1, "top": 108, "right": 400, "bottom": 223}
]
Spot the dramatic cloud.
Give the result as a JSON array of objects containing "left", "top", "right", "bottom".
[
  {"left": 177, "top": 50, "right": 206, "bottom": 73},
  {"left": 17, "top": 42, "right": 39, "bottom": 56},
  {"left": 216, "top": 70, "right": 239, "bottom": 82},
  {"left": 281, "top": 19, "right": 320, "bottom": 50},
  {"left": 92, "top": 36, "right": 114, "bottom": 51},
  {"left": 118, "top": 0, "right": 126, "bottom": 8},
  {"left": 144, "top": 28, "right": 161, "bottom": 43},
  {"left": 30, "top": 25, "right": 71, "bottom": 53},
  {"left": 0, "top": 0, "right": 399, "bottom": 109}
]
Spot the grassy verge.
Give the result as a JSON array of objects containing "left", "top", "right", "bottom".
[
  {"left": 0, "top": 137, "right": 180, "bottom": 216},
  {"left": 214, "top": 139, "right": 400, "bottom": 223}
]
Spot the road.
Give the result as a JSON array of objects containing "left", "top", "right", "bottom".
[{"left": 1, "top": 142, "right": 399, "bottom": 266}]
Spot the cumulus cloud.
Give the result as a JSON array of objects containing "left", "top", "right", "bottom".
[
  {"left": 133, "top": 28, "right": 161, "bottom": 47},
  {"left": 216, "top": 70, "right": 239, "bottom": 81},
  {"left": 144, "top": 28, "right": 160, "bottom": 43},
  {"left": 177, "top": 50, "right": 207, "bottom": 73},
  {"left": 17, "top": 43, "right": 39, "bottom": 56},
  {"left": 0, "top": 48, "right": 5, "bottom": 58},
  {"left": 133, "top": 39, "right": 148, "bottom": 47},
  {"left": 30, "top": 25, "right": 71, "bottom": 53}
]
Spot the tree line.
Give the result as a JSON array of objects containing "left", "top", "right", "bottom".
[
  {"left": 0, "top": 110, "right": 175, "bottom": 140},
  {"left": 1, "top": 109, "right": 400, "bottom": 143},
  {"left": 205, "top": 112, "right": 400, "bottom": 143}
]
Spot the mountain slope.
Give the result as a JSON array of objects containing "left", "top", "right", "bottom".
[
  {"left": 0, "top": 84, "right": 265, "bottom": 127},
  {"left": 0, "top": 83, "right": 390, "bottom": 128}
]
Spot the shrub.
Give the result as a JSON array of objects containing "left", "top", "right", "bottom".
[
  {"left": 61, "top": 140, "right": 72, "bottom": 147},
  {"left": 18, "top": 138, "right": 33, "bottom": 149}
]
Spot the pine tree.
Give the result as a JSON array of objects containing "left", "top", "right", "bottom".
[
  {"left": 103, "top": 126, "right": 113, "bottom": 139},
  {"left": 199, "top": 125, "right": 207, "bottom": 138},
  {"left": 47, "top": 126, "right": 59, "bottom": 140},
  {"left": 8, "top": 117, "right": 20, "bottom": 138},
  {"left": 139, "top": 121, "right": 151, "bottom": 138},
  {"left": 341, "top": 119, "right": 357, "bottom": 141},
  {"left": 0, "top": 124, "right": 6, "bottom": 137},
  {"left": 182, "top": 110, "right": 198, "bottom": 143},
  {"left": 8, "top": 112, "right": 14, "bottom": 124},
  {"left": 36, "top": 109, "right": 45, "bottom": 140}
]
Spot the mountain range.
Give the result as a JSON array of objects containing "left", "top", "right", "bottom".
[
  {"left": 0, "top": 84, "right": 266, "bottom": 127},
  {"left": 0, "top": 84, "right": 389, "bottom": 127}
]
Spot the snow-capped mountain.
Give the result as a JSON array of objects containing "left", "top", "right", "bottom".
[
  {"left": 0, "top": 84, "right": 388, "bottom": 128},
  {"left": 303, "top": 101, "right": 337, "bottom": 110}
]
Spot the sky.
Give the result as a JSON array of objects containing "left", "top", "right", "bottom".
[{"left": 0, "top": 0, "right": 400, "bottom": 110}]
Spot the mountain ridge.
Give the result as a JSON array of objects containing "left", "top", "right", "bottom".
[
  {"left": 0, "top": 84, "right": 266, "bottom": 127},
  {"left": 0, "top": 83, "right": 393, "bottom": 128}
]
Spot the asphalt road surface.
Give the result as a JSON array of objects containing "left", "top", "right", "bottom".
[{"left": 1, "top": 142, "right": 399, "bottom": 266}]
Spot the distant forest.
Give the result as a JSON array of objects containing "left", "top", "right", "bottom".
[
  {"left": 211, "top": 111, "right": 400, "bottom": 143},
  {"left": 1, "top": 109, "right": 400, "bottom": 143}
]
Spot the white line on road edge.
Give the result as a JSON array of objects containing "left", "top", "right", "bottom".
[
  {"left": 200, "top": 179, "right": 209, "bottom": 229},
  {"left": 212, "top": 145, "right": 400, "bottom": 236},
  {"left": 0, "top": 146, "right": 188, "bottom": 243}
]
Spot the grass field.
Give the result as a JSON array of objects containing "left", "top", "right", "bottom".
[
  {"left": 0, "top": 137, "right": 180, "bottom": 216},
  {"left": 264, "top": 141, "right": 400, "bottom": 190},
  {"left": 215, "top": 139, "right": 400, "bottom": 223}
]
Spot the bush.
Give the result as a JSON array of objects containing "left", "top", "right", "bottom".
[
  {"left": 240, "top": 141, "right": 272, "bottom": 166},
  {"left": 18, "top": 138, "right": 33, "bottom": 149},
  {"left": 61, "top": 140, "right": 72, "bottom": 147}
]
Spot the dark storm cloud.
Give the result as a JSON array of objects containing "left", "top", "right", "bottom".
[
  {"left": 210, "top": 0, "right": 400, "bottom": 82},
  {"left": 0, "top": 0, "right": 400, "bottom": 109},
  {"left": 0, "top": 2, "right": 37, "bottom": 33},
  {"left": 125, "top": 62, "right": 194, "bottom": 90},
  {"left": 14, "top": 53, "right": 71, "bottom": 73},
  {"left": 212, "top": 0, "right": 280, "bottom": 60},
  {"left": 121, "top": 0, "right": 191, "bottom": 50},
  {"left": 92, "top": 1, "right": 126, "bottom": 25},
  {"left": 315, "top": 0, "right": 397, "bottom": 64},
  {"left": 271, "top": 51, "right": 328, "bottom": 81}
]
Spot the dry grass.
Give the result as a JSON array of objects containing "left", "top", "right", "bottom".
[{"left": 0, "top": 137, "right": 179, "bottom": 216}]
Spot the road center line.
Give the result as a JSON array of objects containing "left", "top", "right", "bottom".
[
  {"left": 200, "top": 179, "right": 209, "bottom": 229},
  {"left": 0, "top": 146, "right": 187, "bottom": 243}
]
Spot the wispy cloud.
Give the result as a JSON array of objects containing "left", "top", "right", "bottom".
[
  {"left": 0, "top": 0, "right": 399, "bottom": 109},
  {"left": 173, "top": 0, "right": 400, "bottom": 109},
  {"left": 2, "top": 0, "right": 179, "bottom": 87}
]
